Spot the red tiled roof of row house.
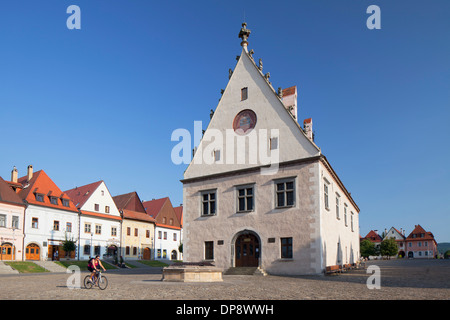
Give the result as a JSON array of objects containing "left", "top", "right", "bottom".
[
  {"left": 0, "top": 176, "right": 25, "bottom": 207},
  {"left": 406, "top": 225, "right": 437, "bottom": 243},
  {"left": 143, "top": 197, "right": 182, "bottom": 229},
  {"left": 16, "top": 170, "right": 78, "bottom": 213},
  {"left": 143, "top": 197, "right": 168, "bottom": 219},
  {"left": 113, "top": 191, "right": 147, "bottom": 213},
  {"left": 64, "top": 180, "right": 103, "bottom": 209},
  {"left": 113, "top": 191, "right": 155, "bottom": 223},
  {"left": 173, "top": 205, "right": 183, "bottom": 227},
  {"left": 362, "top": 230, "right": 383, "bottom": 243},
  {"left": 121, "top": 209, "right": 156, "bottom": 223}
]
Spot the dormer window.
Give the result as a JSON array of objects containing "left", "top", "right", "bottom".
[
  {"left": 50, "top": 196, "right": 58, "bottom": 205},
  {"left": 35, "top": 194, "right": 44, "bottom": 202},
  {"left": 62, "top": 199, "right": 70, "bottom": 207}
]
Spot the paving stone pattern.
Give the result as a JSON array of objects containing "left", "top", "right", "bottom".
[{"left": 0, "top": 259, "right": 448, "bottom": 300}]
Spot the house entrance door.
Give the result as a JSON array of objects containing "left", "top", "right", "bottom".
[
  {"left": 25, "top": 244, "right": 40, "bottom": 260},
  {"left": 0, "top": 243, "right": 14, "bottom": 260},
  {"left": 235, "top": 233, "right": 259, "bottom": 267}
]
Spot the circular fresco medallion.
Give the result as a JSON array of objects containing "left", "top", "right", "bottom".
[{"left": 233, "top": 109, "right": 257, "bottom": 135}]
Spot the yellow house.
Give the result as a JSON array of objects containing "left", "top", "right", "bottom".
[{"left": 113, "top": 192, "right": 156, "bottom": 260}]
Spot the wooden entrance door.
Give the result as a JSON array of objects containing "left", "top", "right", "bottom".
[
  {"left": 143, "top": 247, "right": 151, "bottom": 260},
  {"left": 235, "top": 233, "right": 259, "bottom": 267},
  {"left": 26, "top": 244, "right": 40, "bottom": 260},
  {"left": 0, "top": 243, "right": 14, "bottom": 260}
]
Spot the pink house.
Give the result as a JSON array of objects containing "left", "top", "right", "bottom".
[
  {"left": 405, "top": 225, "right": 438, "bottom": 259},
  {"left": 0, "top": 173, "right": 26, "bottom": 261}
]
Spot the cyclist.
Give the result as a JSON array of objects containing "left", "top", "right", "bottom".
[{"left": 87, "top": 255, "right": 106, "bottom": 283}]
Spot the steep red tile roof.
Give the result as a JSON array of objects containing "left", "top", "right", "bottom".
[
  {"left": 174, "top": 205, "right": 183, "bottom": 227},
  {"left": 0, "top": 176, "right": 25, "bottom": 207},
  {"left": 122, "top": 209, "right": 156, "bottom": 223},
  {"left": 143, "top": 197, "right": 182, "bottom": 230},
  {"left": 143, "top": 197, "right": 168, "bottom": 219},
  {"left": 17, "top": 170, "right": 78, "bottom": 213},
  {"left": 65, "top": 180, "right": 103, "bottom": 208},
  {"left": 113, "top": 191, "right": 147, "bottom": 213},
  {"left": 406, "top": 224, "right": 436, "bottom": 241},
  {"left": 362, "top": 230, "right": 383, "bottom": 243}
]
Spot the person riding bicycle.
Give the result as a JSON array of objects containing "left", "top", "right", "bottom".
[{"left": 87, "top": 255, "right": 106, "bottom": 283}]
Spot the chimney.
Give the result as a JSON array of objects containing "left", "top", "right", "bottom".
[
  {"left": 27, "top": 165, "right": 33, "bottom": 182},
  {"left": 11, "top": 166, "right": 18, "bottom": 183},
  {"left": 281, "top": 86, "right": 297, "bottom": 120},
  {"left": 303, "top": 118, "right": 314, "bottom": 141}
]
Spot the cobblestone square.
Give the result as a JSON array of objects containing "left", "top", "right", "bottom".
[{"left": 0, "top": 259, "right": 448, "bottom": 300}]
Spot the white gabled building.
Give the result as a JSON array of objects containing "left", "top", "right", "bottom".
[
  {"left": 65, "top": 181, "right": 122, "bottom": 260},
  {"left": 181, "top": 23, "right": 360, "bottom": 275},
  {"left": 14, "top": 166, "right": 80, "bottom": 261}
]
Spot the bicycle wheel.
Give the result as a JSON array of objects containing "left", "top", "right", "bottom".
[
  {"left": 84, "top": 275, "right": 93, "bottom": 289},
  {"left": 97, "top": 275, "right": 108, "bottom": 290}
]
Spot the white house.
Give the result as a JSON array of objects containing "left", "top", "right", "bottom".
[
  {"left": 65, "top": 180, "right": 122, "bottom": 260},
  {"left": 181, "top": 23, "right": 360, "bottom": 275},
  {"left": 15, "top": 166, "right": 80, "bottom": 261}
]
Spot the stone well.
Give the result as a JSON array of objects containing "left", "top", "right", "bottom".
[{"left": 161, "top": 262, "right": 223, "bottom": 282}]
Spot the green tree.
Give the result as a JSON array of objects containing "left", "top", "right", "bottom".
[
  {"left": 62, "top": 233, "right": 76, "bottom": 259},
  {"left": 444, "top": 250, "right": 450, "bottom": 259},
  {"left": 360, "top": 239, "right": 376, "bottom": 258},
  {"left": 380, "top": 238, "right": 398, "bottom": 259}
]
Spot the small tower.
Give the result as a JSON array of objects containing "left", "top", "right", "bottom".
[{"left": 238, "top": 22, "right": 251, "bottom": 52}]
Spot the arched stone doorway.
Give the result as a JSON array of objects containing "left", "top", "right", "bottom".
[
  {"left": 171, "top": 250, "right": 178, "bottom": 260},
  {"left": 232, "top": 230, "right": 260, "bottom": 267}
]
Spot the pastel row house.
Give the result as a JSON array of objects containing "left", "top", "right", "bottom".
[
  {"left": 362, "top": 225, "right": 438, "bottom": 258},
  {"left": 0, "top": 165, "right": 182, "bottom": 262}
]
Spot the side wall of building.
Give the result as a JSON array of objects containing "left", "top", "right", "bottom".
[{"left": 319, "top": 161, "right": 360, "bottom": 268}]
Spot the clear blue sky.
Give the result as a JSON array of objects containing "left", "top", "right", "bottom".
[{"left": 0, "top": 1, "right": 449, "bottom": 242}]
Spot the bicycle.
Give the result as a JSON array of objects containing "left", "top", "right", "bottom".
[{"left": 84, "top": 270, "right": 108, "bottom": 290}]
